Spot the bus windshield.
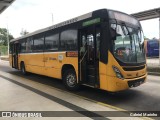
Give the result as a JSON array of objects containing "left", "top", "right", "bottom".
[{"left": 111, "top": 24, "right": 145, "bottom": 63}]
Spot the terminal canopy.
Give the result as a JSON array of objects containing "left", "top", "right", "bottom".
[
  {"left": 0, "top": 0, "right": 15, "bottom": 14},
  {"left": 131, "top": 7, "right": 160, "bottom": 21}
]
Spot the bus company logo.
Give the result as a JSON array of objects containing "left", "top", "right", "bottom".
[{"left": 2, "top": 112, "right": 11, "bottom": 117}]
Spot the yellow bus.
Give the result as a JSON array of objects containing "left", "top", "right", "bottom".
[{"left": 9, "top": 9, "right": 147, "bottom": 92}]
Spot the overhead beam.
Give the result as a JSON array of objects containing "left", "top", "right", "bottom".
[
  {"left": 0, "top": 0, "right": 15, "bottom": 14},
  {"left": 0, "top": 2, "right": 10, "bottom": 6},
  {"left": 131, "top": 7, "right": 160, "bottom": 65},
  {"left": 131, "top": 7, "right": 160, "bottom": 21}
]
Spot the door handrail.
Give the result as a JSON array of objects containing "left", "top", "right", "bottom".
[{"left": 80, "top": 50, "right": 87, "bottom": 64}]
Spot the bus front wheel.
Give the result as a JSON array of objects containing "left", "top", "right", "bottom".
[{"left": 63, "top": 69, "right": 79, "bottom": 90}]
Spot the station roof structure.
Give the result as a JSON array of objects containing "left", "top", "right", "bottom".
[
  {"left": 0, "top": 0, "right": 15, "bottom": 14},
  {"left": 1, "top": 1, "right": 160, "bottom": 21},
  {"left": 131, "top": 7, "right": 160, "bottom": 21}
]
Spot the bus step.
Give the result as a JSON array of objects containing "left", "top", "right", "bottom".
[
  {"left": 82, "top": 84, "right": 95, "bottom": 88},
  {"left": 87, "top": 67, "right": 95, "bottom": 76},
  {"left": 87, "top": 75, "right": 95, "bottom": 85},
  {"left": 88, "top": 65, "right": 94, "bottom": 69}
]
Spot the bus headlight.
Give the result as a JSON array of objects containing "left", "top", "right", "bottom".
[{"left": 112, "top": 66, "right": 124, "bottom": 80}]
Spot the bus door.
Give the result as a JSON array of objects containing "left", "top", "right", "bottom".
[
  {"left": 78, "top": 25, "right": 100, "bottom": 87},
  {"left": 12, "top": 42, "right": 19, "bottom": 69}
]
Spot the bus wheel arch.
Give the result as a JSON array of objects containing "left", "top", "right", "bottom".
[
  {"left": 62, "top": 64, "right": 79, "bottom": 90},
  {"left": 20, "top": 61, "right": 27, "bottom": 75}
]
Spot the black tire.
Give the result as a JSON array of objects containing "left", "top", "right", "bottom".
[
  {"left": 21, "top": 62, "right": 27, "bottom": 75},
  {"left": 63, "top": 69, "right": 79, "bottom": 90}
]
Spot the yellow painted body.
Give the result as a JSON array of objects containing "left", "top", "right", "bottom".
[
  {"left": 10, "top": 52, "right": 78, "bottom": 80},
  {"left": 99, "top": 51, "right": 147, "bottom": 92},
  {"left": 9, "top": 51, "right": 147, "bottom": 92}
]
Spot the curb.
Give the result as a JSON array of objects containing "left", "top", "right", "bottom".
[
  {"left": 147, "top": 67, "right": 160, "bottom": 76},
  {"left": 0, "top": 56, "right": 9, "bottom": 61},
  {"left": 148, "top": 72, "right": 160, "bottom": 76}
]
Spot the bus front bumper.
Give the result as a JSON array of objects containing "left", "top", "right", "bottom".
[{"left": 106, "top": 73, "right": 147, "bottom": 92}]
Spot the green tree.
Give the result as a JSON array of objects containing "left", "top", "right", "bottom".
[
  {"left": 20, "top": 29, "right": 29, "bottom": 36},
  {"left": 0, "top": 28, "right": 14, "bottom": 46}
]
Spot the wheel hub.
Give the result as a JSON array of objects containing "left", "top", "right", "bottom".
[{"left": 66, "top": 74, "right": 76, "bottom": 87}]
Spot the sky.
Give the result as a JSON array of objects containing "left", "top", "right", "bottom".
[{"left": 0, "top": 0, "right": 160, "bottom": 39}]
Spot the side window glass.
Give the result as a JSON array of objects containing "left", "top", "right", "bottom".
[
  {"left": 33, "top": 36, "right": 44, "bottom": 52},
  {"left": 26, "top": 38, "right": 30, "bottom": 52},
  {"left": 20, "top": 40, "right": 26, "bottom": 53},
  {"left": 60, "top": 30, "right": 77, "bottom": 50},
  {"left": 82, "top": 35, "right": 86, "bottom": 47},
  {"left": 87, "top": 34, "right": 94, "bottom": 48},
  {"left": 45, "top": 33, "right": 59, "bottom": 51},
  {"left": 26, "top": 38, "right": 33, "bottom": 52}
]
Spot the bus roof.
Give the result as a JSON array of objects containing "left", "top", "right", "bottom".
[
  {"left": 10, "top": 11, "right": 93, "bottom": 42},
  {"left": 10, "top": 9, "right": 140, "bottom": 42}
]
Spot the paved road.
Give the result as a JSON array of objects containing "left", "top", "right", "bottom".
[
  {"left": 147, "top": 58, "right": 160, "bottom": 67},
  {"left": 0, "top": 60, "right": 160, "bottom": 112}
]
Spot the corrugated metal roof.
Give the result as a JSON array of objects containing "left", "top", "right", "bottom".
[
  {"left": 0, "top": 0, "right": 15, "bottom": 14},
  {"left": 131, "top": 7, "right": 160, "bottom": 21}
]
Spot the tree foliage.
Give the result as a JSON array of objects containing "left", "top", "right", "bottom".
[
  {"left": 0, "top": 28, "right": 14, "bottom": 46},
  {"left": 20, "top": 29, "right": 29, "bottom": 36}
]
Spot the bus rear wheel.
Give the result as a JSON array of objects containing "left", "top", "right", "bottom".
[
  {"left": 21, "top": 62, "right": 27, "bottom": 75},
  {"left": 63, "top": 69, "right": 79, "bottom": 90}
]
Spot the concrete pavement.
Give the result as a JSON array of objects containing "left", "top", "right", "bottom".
[
  {"left": 0, "top": 70, "right": 147, "bottom": 120},
  {"left": 147, "top": 58, "right": 160, "bottom": 76},
  {"left": 0, "top": 56, "right": 9, "bottom": 61}
]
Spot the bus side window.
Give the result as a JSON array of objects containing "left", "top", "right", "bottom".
[
  {"left": 20, "top": 39, "right": 26, "bottom": 53},
  {"left": 45, "top": 33, "right": 59, "bottom": 51},
  {"left": 33, "top": 36, "right": 44, "bottom": 52},
  {"left": 80, "top": 35, "right": 86, "bottom": 53},
  {"left": 26, "top": 38, "right": 33, "bottom": 52},
  {"left": 60, "top": 29, "right": 77, "bottom": 51}
]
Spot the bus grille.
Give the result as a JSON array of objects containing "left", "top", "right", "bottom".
[
  {"left": 123, "top": 65, "right": 145, "bottom": 71},
  {"left": 128, "top": 78, "right": 145, "bottom": 88}
]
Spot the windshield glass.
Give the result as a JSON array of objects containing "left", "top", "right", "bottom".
[{"left": 111, "top": 23, "right": 145, "bottom": 63}]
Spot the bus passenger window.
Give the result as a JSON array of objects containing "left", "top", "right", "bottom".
[
  {"left": 45, "top": 33, "right": 59, "bottom": 51},
  {"left": 20, "top": 40, "right": 26, "bottom": 53},
  {"left": 26, "top": 38, "right": 33, "bottom": 52},
  {"left": 60, "top": 30, "right": 77, "bottom": 50},
  {"left": 33, "top": 36, "right": 44, "bottom": 52}
]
